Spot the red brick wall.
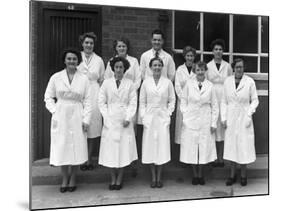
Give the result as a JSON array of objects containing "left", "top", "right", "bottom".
[{"left": 101, "top": 6, "right": 173, "bottom": 65}]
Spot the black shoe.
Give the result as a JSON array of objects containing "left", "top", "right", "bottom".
[
  {"left": 150, "top": 181, "right": 157, "bottom": 188},
  {"left": 87, "top": 164, "right": 94, "bottom": 171},
  {"left": 226, "top": 176, "right": 237, "bottom": 186},
  {"left": 198, "top": 177, "right": 205, "bottom": 185},
  {"left": 212, "top": 162, "right": 219, "bottom": 167},
  {"left": 156, "top": 181, "right": 163, "bottom": 188},
  {"left": 115, "top": 183, "right": 123, "bottom": 190},
  {"left": 192, "top": 177, "right": 199, "bottom": 185},
  {"left": 240, "top": 177, "right": 247, "bottom": 186},
  {"left": 68, "top": 186, "right": 77, "bottom": 192},
  {"left": 59, "top": 187, "right": 68, "bottom": 193},
  {"left": 80, "top": 164, "right": 87, "bottom": 171},
  {"left": 109, "top": 184, "right": 116, "bottom": 190}
]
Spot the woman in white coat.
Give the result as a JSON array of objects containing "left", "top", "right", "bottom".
[
  {"left": 140, "top": 57, "right": 175, "bottom": 188},
  {"left": 221, "top": 58, "right": 259, "bottom": 186},
  {"left": 206, "top": 39, "right": 232, "bottom": 167},
  {"left": 77, "top": 32, "right": 105, "bottom": 171},
  {"left": 174, "top": 46, "right": 197, "bottom": 144},
  {"left": 98, "top": 56, "right": 138, "bottom": 190},
  {"left": 44, "top": 48, "right": 92, "bottom": 193},
  {"left": 180, "top": 61, "right": 219, "bottom": 185}
]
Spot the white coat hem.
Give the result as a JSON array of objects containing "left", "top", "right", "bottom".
[{"left": 98, "top": 159, "right": 137, "bottom": 168}]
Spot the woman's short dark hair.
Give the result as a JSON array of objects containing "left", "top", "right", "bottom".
[
  {"left": 113, "top": 37, "right": 130, "bottom": 55},
  {"left": 182, "top": 46, "right": 196, "bottom": 58},
  {"left": 79, "top": 32, "right": 97, "bottom": 44},
  {"left": 149, "top": 57, "right": 164, "bottom": 68},
  {"left": 109, "top": 56, "right": 130, "bottom": 73},
  {"left": 195, "top": 61, "right": 208, "bottom": 71},
  {"left": 151, "top": 29, "right": 165, "bottom": 39},
  {"left": 61, "top": 48, "right": 82, "bottom": 65},
  {"left": 210, "top": 39, "right": 225, "bottom": 51},
  {"left": 231, "top": 58, "right": 245, "bottom": 69}
]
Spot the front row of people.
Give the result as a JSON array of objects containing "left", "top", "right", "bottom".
[{"left": 44, "top": 48, "right": 259, "bottom": 193}]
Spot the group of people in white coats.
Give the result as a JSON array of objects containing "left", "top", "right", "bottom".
[{"left": 44, "top": 29, "right": 259, "bottom": 193}]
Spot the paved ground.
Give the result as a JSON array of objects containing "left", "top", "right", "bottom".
[{"left": 31, "top": 177, "right": 268, "bottom": 210}]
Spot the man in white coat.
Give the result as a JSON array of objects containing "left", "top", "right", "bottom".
[{"left": 140, "top": 29, "right": 176, "bottom": 81}]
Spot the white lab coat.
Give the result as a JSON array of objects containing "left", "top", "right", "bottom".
[
  {"left": 98, "top": 77, "right": 138, "bottom": 168},
  {"left": 174, "top": 64, "right": 196, "bottom": 144},
  {"left": 206, "top": 59, "right": 232, "bottom": 141},
  {"left": 221, "top": 75, "right": 259, "bottom": 164},
  {"left": 140, "top": 49, "right": 176, "bottom": 81},
  {"left": 180, "top": 79, "right": 218, "bottom": 164},
  {"left": 44, "top": 69, "right": 92, "bottom": 166},
  {"left": 77, "top": 52, "right": 105, "bottom": 139},
  {"left": 140, "top": 76, "right": 175, "bottom": 165},
  {"left": 104, "top": 55, "right": 142, "bottom": 125}
]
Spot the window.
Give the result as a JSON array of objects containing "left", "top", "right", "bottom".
[{"left": 172, "top": 11, "right": 269, "bottom": 79}]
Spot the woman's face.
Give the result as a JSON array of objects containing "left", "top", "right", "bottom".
[
  {"left": 82, "top": 37, "right": 94, "bottom": 54},
  {"left": 151, "top": 60, "right": 163, "bottom": 78},
  {"left": 114, "top": 61, "right": 125, "bottom": 80},
  {"left": 185, "top": 51, "right": 195, "bottom": 65},
  {"left": 195, "top": 65, "right": 206, "bottom": 81},
  {"left": 212, "top": 44, "right": 223, "bottom": 60},
  {"left": 116, "top": 41, "right": 128, "bottom": 57},
  {"left": 64, "top": 52, "right": 78, "bottom": 70},
  {"left": 234, "top": 61, "right": 244, "bottom": 79}
]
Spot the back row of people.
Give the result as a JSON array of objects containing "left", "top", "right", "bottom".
[{"left": 44, "top": 29, "right": 259, "bottom": 193}]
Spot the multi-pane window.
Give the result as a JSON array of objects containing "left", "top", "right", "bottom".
[{"left": 172, "top": 11, "right": 269, "bottom": 79}]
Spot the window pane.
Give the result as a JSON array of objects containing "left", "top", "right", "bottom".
[
  {"left": 261, "top": 57, "right": 269, "bottom": 73},
  {"left": 174, "top": 11, "right": 200, "bottom": 50},
  {"left": 233, "top": 56, "right": 257, "bottom": 73},
  {"left": 204, "top": 13, "right": 229, "bottom": 52},
  {"left": 233, "top": 15, "right": 258, "bottom": 53},
  {"left": 261, "top": 16, "right": 269, "bottom": 53},
  {"left": 203, "top": 54, "right": 229, "bottom": 64}
]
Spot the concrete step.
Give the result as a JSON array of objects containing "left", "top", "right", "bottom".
[{"left": 32, "top": 154, "right": 268, "bottom": 186}]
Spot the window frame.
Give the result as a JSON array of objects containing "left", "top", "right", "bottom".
[{"left": 172, "top": 11, "right": 269, "bottom": 81}]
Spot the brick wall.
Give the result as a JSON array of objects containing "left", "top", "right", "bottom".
[{"left": 101, "top": 6, "right": 174, "bottom": 65}]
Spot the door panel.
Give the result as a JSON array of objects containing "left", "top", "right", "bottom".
[{"left": 36, "top": 3, "right": 101, "bottom": 160}]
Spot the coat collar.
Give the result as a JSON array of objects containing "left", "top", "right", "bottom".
[
  {"left": 193, "top": 78, "right": 208, "bottom": 95},
  {"left": 111, "top": 77, "right": 125, "bottom": 95},
  {"left": 61, "top": 69, "right": 78, "bottom": 89},
  {"left": 210, "top": 59, "right": 227, "bottom": 73},
  {"left": 235, "top": 74, "right": 247, "bottom": 92},
  {"left": 183, "top": 64, "right": 196, "bottom": 78}
]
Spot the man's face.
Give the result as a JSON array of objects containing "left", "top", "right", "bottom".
[{"left": 151, "top": 34, "right": 164, "bottom": 51}]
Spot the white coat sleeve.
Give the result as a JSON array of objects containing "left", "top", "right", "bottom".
[
  {"left": 98, "top": 81, "right": 108, "bottom": 119},
  {"left": 167, "top": 81, "right": 176, "bottom": 116},
  {"left": 44, "top": 75, "right": 57, "bottom": 114},
  {"left": 180, "top": 83, "right": 189, "bottom": 114},
  {"left": 140, "top": 54, "right": 146, "bottom": 80},
  {"left": 104, "top": 61, "right": 114, "bottom": 80},
  {"left": 132, "top": 58, "right": 142, "bottom": 90},
  {"left": 125, "top": 84, "right": 137, "bottom": 121},
  {"left": 174, "top": 69, "right": 183, "bottom": 98},
  {"left": 211, "top": 86, "right": 219, "bottom": 128},
  {"left": 220, "top": 82, "right": 228, "bottom": 122},
  {"left": 167, "top": 56, "right": 176, "bottom": 82},
  {"left": 247, "top": 80, "right": 259, "bottom": 116},
  {"left": 82, "top": 80, "right": 92, "bottom": 125},
  {"left": 139, "top": 81, "right": 147, "bottom": 118},
  {"left": 98, "top": 59, "right": 105, "bottom": 85}
]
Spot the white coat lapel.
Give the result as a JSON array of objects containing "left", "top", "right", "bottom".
[
  {"left": 61, "top": 69, "right": 71, "bottom": 89},
  {"left": 219, "top": 60, "right": 227, "bottom": 73},
  {"left": 200, "top": 80, "right": 207, "bottom": 95},
  {"left": 236, "top": 75, "right": 246, "bottom": 92},
  {"left": 211, "top": 60, "right": 221, "bottom": 77}
]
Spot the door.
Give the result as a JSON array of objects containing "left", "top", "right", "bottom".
[{"left": 35, "top": 1, "right": 102, "bottom": 160}]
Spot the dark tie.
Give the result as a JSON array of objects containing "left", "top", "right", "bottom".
[
  {"left": 155, "top": 50, "right": 159, "bottom": 58},
  {"left": 198, "top": 82, "right": 202, "bottom": 90},
  {"left": 116, "top": 80, "right": 120, "bottom": 88}
]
